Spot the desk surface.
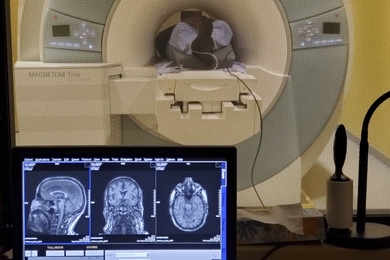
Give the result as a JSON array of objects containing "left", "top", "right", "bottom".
[{"left": 238, "top": 241, "right": 390, "bottom": 260}]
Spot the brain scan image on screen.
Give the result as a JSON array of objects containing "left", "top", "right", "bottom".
[
  {"left": 27, "top": 176, "right": 87, "bottom": 235},
  {"left": 103, "top": 176, "right": 149, "bottom": 235},
  {"left": 169, "top": 177, "right": 209, "bottom": 232}
]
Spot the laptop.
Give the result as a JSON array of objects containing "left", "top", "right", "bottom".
[{"left": 11, "top": 146, "right": 236, "bottom": 260}]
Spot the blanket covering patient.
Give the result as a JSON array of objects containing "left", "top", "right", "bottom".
[{"left": 156, "top": 12, "right": 233, "bottom": 69}]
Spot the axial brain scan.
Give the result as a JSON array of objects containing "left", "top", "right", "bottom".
[
  {"left": 103, "top": 176, "right": 148, "bottom": 235},
  {"left": 169, "top": 177, "right": 209, "bottom": 232},
  {"left": 27, "top": 176, "right": 87, "bottom": 235}
]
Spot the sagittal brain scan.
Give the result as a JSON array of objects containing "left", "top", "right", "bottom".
[
  {"left": 27, "top": 176, "right": 87, "bottom": 235},
  {"left": 169, "top": 177, "right": 209, "bottom": 232},
  {"left": 103, "top": 176, "right": 148, "bottom": 235}
]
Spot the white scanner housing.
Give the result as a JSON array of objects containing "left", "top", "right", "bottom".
[{"left": 14, "top": 0, "right": 350, "bottom": 207}]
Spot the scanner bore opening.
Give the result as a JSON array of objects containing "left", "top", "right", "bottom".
[{"left": 154, "top": 9, "right": 238, "bottom": 62}]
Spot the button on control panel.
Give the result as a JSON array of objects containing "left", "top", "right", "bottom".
[
  {"left": 298, "top": 20, "right": 320, "bottom": 43},
  {"left": 74, "top": 23, "right": 97, "bottom": 47}
]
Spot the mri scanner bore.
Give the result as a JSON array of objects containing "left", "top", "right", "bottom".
[
  {"left": 14, "top": 0, "right": 350, "bottom": 207},
  {"left": 156, "top": 11, "right": 236, "bottom": 70}
]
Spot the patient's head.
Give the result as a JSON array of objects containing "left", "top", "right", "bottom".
[
  {"left": 181, "top": 10, "right": 211, "bottom": 30},
  {"left": 183, "top": 15, "right": 208, "bottom": 29}
]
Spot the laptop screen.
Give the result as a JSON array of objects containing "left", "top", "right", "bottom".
[{"left": 12, "top": 146, "right": 236, "bottom": 260}]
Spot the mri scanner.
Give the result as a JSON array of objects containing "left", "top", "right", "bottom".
[{"left": 14, "top": 0, "right": 350, "bottom": 207}]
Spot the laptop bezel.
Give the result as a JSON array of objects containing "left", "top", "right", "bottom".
[{"left": 12, "top": 146, "right": 237, "bottom": 260}]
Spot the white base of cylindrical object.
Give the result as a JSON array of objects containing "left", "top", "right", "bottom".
[{"left": 326, "top": 179, "right": 353, "bottom": 229}]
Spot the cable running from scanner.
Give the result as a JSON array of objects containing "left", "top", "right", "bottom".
[
  {"left": 191, "top": 50, "right": 219, "bottom": 70},
  {"left": 223, "top": 49, "right": 266, "bottom": 209}
]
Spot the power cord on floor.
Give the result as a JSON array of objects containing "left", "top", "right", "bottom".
[{"left": 259, "top": 244, "right": 288, "bottom": 260}]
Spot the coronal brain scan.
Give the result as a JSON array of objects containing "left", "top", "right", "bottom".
[
  {"left": 169, "top": 177, "right": 209, "bottom": 232},
  {"left": 27, "top": 176, "right": 87, "bottom": 235},
  {"left": 103, "top": 176, "right": 148, "bottom": 235}
]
